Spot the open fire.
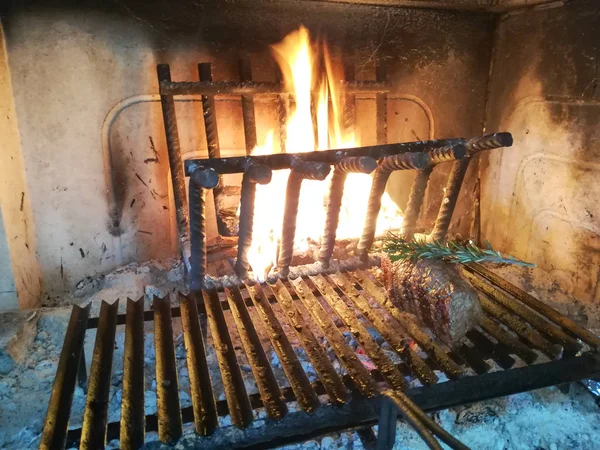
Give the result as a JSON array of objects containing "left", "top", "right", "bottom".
[{"left": 247, "top": 27, "right": 402, "bottom": 281}]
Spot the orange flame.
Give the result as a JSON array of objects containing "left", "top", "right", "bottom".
[{"left": 247, "top": 26, "right": 402, "bottom": 281}]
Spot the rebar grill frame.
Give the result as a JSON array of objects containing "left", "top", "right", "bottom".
[{"left": 40, "top": 264, "right": 600, "bottom": 450}]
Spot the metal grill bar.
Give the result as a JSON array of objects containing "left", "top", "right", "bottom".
[
  {"left": 429, "top": 133, "right": 513, "bottom": 242},
  {"left": 309, "top": 274, "right": 406, "bottom": 391},
  {"left": 462, "top": 269, "right": 582, "bottom": 355},
  {"left": 268, "top": 280, "right": 349, "bottom": 405},
  {"left": 225, "top": 286, "right": 288, "bottom": 419},
  {"left": 375, "top": 63, "right": 387, "bottom": 147},
  {"left": 290, "top": 277, "right": 379, "bottom": 398},
  {"left": 40, "top": 303, "right": 91, "bottom": 450},
  {"left": 350, "top": 270, "right": 463, "bottom": 380},
  {"left": 184, "top": 138, "right": 468, "bottom": 175},
  {"left": 80, "top": 300, "right": 119, "bottom": 449},
  {"left": 238, "top": 59, "right": 257, "bottom": 155},
  {"left": 245, "top": 282, "right": 320, "bottom": 412},
  {"left": 478, "top": 316, "right": 538, "bottom": 364},
  {"left": 153, "top": 296, "right": 183, "bottom": 442},
  {"left": 477, "top": 293, "right": 562, "bottom": 359},
  {"left": 465, "top": 262, "right": 600, "bottom": 350},
  {"left": 329, "top": 272, "right": 438, "bottom": 386},
  {"left": 179, "top": 294, "right": 218, "bottom": 435},
  {"left": 202, "top": 287, "right": 253, "bottom": 428},
  {"left": 401, "top": 168, "right": 433, "bottom": 238},
  {"left": 466, "top": 329, "right": 516, "bottom": 370},
  {"left": 156, "top": 64, "right": 191, "bottom": 271},
  {"left": 159, "top": 80, "right": 390, "bottom": 96},
  {"left": 120, "top": 298, "right": 146, "bottom": 450},
  {"left": 320, "top": 157, "right": 378, "bottom": 266}
]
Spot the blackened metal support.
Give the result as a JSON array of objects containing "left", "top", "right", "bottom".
[
  {"left": 401, "top": 143, "right": 467, "bottom": 238},
  {"left": 357, "top": 152, "right": 430, "bottom": 260},
  {"left": 277, "top": 160, "right": 331, "bottom": 276},
  {"left": 157, "top": 64, "right": 191, "bottom": 272},
  {"left": 40, "top": 303, "right": 91, "bottom": 450},
  {"left": 189, "top": 168, "right": 219, "bottom": 290},
  {"left": 235, "top": 164, "right": 273, "bottom": 278},
  {"left": 429, "top": 133, "right": 512, "bottom": 242},
  {"left": 239, "top": 59, "right": 257, "bottom": 155},
  {"left": 199, "top": 63, "right": 229, "bottom": 236},
  {"left": 319, "top": 156, "right": 378, "bottom": 266}
]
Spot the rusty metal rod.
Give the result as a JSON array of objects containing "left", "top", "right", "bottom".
[
  {"left": 225, "top": 286, "right": 288, "bottom": 419},
  {"left": 320, "top": 156, "right": 378, "bottom": 266},
  {"left": 198, "top": 62, "right": 229, "bottom": 236},
  {"left": 290, "top": 277, "right": 379, "bottom": 398},
  {"left": 465, "top": 262, "right": 600, "bottom": 350},
  {"left": 120, "top": 298, "right": 146, "bottom": 449},
  {"left": 202, "top": 287, "right": 253, "bottom": 428},
  {"left": 277, "top": 161, "right": 331, "bottom": 276},
  {"left": 157, "top": 64, "right": 191, "bottom": 271},
  {"left": 351, "top": 270, "right": 463, "bottom": 380},
  {"left": 246, "top": 282, "right": 320, "bottom": 412},
  {"left": 357, "top": 152, "right": 429, "bottom": 260},
  {"left": 429, "top": 133, "right": 512, "bottom": 242},
  {"left": 80, "top": 300, "right": 119, "bottom": 450},
  {"left": 478, "top": 293, "right": 563, "bottom": 359},
  {"left": 479, "top": 316, "right": 538, "bottom": 364},
  {"left": 268, "top": 280, "right": 349, "bottom": 405},
  {"left": 238, "top": 59, "right": 257, "bottom": 155},
  {"left": 466, "top": 328, "right": 516, "bottom": 370},
  {"left": 330, "top": 273, "right": 438, "bottom": 386},
  {"left": 375, "top": 63, "right": 387, "bottom": 146},
  {"left": 235, "top": 164, "right": 272, "bottom": 279},
  {"left": 184, "top": 138, "right": 470, "bottom": 175},
  {"left": 40, "top": 303, "right": 91, "bottom": 450},
  {"left": 180, "top": 293, "right": 218, "bottom": 435},
  {"left": 343, "top": 60, "right": 356, "bottom": 139},
  {"left": 159, "top": 80, "right": 391, "bottom": 96},
  {"left": 153, "top": 295, "right": 182, "bottom": 443},
  {"left": 462, "top": 269, "right": 582, "bottom": 355},
  {"left": 310, "top": 274, "right": 406, "bottom": 391}
]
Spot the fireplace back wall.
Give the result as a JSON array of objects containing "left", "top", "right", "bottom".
[{"left": 0, "top": 0, "right": 493, "bottom": 307}]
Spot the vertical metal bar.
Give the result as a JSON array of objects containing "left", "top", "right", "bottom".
[
  {"left": 120, "top": 298, "right": 146, "bottom": 450},
  {"left": 310, "top": 274, "right": 406, "bottom": 391},
  {"left": 465, "top": 262, "right": 600, "bottom": 350},
  {"left": 225, "top": 286, "right": 288, "bottom": 419},
  {"left": 268, "top": 280, "right": 349, "bottom": 405},
  {"left": 189, "top": 168, "right": 219, "bottom": 290},
  {"left": 180, "top": 293, "right": 218, "bottom": 435},
  {"left": 275, "top": 69, "right": 288, "bottom": 153},
  {"left": 235, "top": 164, "right": 272, "bottom": 279},
  {"left": 239, "top": 59, "right": 257, "bottom": 155},
  {"left": 153, "top": 296, "right": 182, "bottom": 443},
  {"left": 157, "top": 64, "right": 191, "bottom": 271},
  {"left": 375, "top": 63, "right": 387, "bottom": 145},
  {"left": 429, "top": 157, "right": 470, "bottom": 242},
  {"left": 400, "top": 167, "right": 432, "bottom": 238},
  {"left": 198, "top": 62, "right": 227, "bottom": 236},
  {"left": 330, "top": 273, "right": 438, "bottom": 386},
  {"left": 202, "top": 287, "right": 253, "bottom": 428},
  {"left": 376, "top": 397, "right": 398, "bottom": 450},
  {"left": 343, "top": 60, "right": 356, "bottom": 140},
  {"left": 350, "top": 270, "right": 463, "bottom": 380},
  {"left": 246, "top": 282, "right": 320, "bottom": 412},
  {"left": 81, "top": 300, "right": 119, "bottom": 449},
  {"left": 289, "top": 277, "right": 378, "bottom": 398},
  {"left": 40, "top": 303, "right": 91, "bottom": 450},
  {"left": 320, "top": 157, "right": 377, "bottom": 266},
  {"left": 278, "top": 161, "right": 330, "bottom": 276}
]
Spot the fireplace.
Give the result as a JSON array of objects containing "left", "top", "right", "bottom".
[{"left": 1, "top": 1, "right": 600, "bottom": 449}]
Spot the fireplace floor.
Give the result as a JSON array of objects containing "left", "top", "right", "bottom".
[{"left": 1, "top": 259, "right": 599, "bottom": 449}]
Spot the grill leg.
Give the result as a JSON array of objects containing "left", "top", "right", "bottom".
[{"left": 376, "top": 397, "right": 398, "bottom": 450}]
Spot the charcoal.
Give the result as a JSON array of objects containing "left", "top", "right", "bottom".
[{"left": 381, "top": 256, "right": 482, "bottom": 346}]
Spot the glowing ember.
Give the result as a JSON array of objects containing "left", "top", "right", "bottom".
[{"left": 247, "top": 26, "right": 402, "bottom": 281}]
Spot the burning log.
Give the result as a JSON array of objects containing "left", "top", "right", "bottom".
[{"left": 381, "top": 256, "right": 483, "bottom": 346}]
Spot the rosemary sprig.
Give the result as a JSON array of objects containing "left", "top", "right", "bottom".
[{"left": 383, "top": 234, "right": 535, "bottom": 267}]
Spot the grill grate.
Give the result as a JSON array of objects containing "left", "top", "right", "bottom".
[{"left": 40, "top": 264, "right": 600, "bottom": 450}]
